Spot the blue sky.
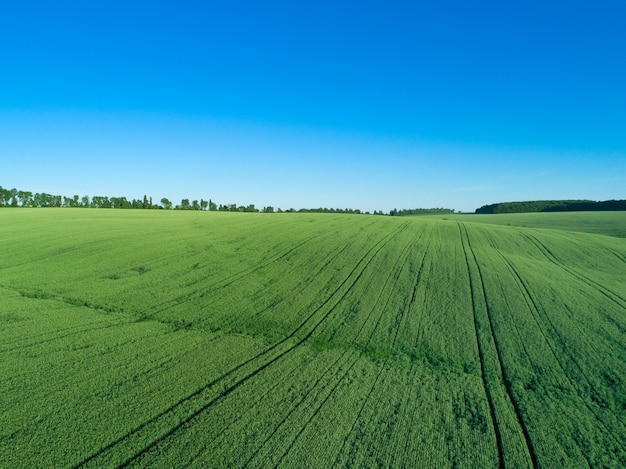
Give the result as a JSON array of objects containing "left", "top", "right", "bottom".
[{"left": 1, "top": 1, "right": 625, "bottom": 212}]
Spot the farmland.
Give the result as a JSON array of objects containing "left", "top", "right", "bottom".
[
  {"left": 446, "top": 211, "right": 626, "bottom": 237},
  {"left": 1, "top": 209, "right": 625, "bottom": 468}
]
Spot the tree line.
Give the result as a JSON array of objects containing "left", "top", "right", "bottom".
[
  {"left": 475, "top": 199, "right": 626, "bottom": 214},
  {"left": 0, "top": 184, "right": 454, "bottom": 216}
]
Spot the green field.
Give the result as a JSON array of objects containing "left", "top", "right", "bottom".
[
  {"left": 1, "top": 209, "right": 625, "bottom": 468},
  {"left": 440, "top": 211, "right": 626, "bottom": 237}
]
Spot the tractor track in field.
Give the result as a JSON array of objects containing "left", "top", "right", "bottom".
[
  {"left": 269, "top": 220, "right": 421, "bottom": 457},
  {"left": 460, "top": 223, "right": 538, "bottom": 469},
  {"left": 325, "top": 224, "right": 432, "bottom": 467},
  {"left": 331, "top": 363, "right": 386, "bottom": 467},
  {"left": 273, "top": 352, "right": 361, "bottom": 467},
  {"left": 187, "top": 218, "right": 382, "bottom": 298},
  {"left": 367, "top": 224, "right": 430, "bottom": 351},
  {"left": 179, "top": 346, "right": 345, "bottom": 465},
  {"left": 0, "top": 320, "right": 129, "bottom": 353},
  {"left": 484, "top": 232, "right": 626, "bottom": 458},
  {"left": 510, "top": 266, "right": 626, "bottom": 450},
  {"left": 521, "top": 232, "right": 626, "bottom": 310},
  {"left": 145, "top": 234, "right": 323, "bottom": 317},
  {"left": 329, "top": 223, "right": 428, "bottom": 346},
  {"left": 243, "top": 351, "right": 358, "bottom": 467},
  {"left": 3, "top": 328, "right": 199, "bottom": 405},
  {"left": 406, "top": 229, "right": 435, "bottom": 356},
  {"left": 458, "top": 224, "right": 505, "bottom": 469},
  {"left": 607, "top": 247, "right": 626, "bottom": 264},
  {"left": 0, "top": 242, "right": 93, "bottom": 270},
  {"left": 326, "top": 224, "right": 432, "bottom": 466},
  {"left": 74, "top": 223, "right": 408, "bottom": 468},
  {"left": 248, "top": 226, "right": 365, "bottom": 322},
  {"left": 114, "top": 223, "right": 407, "bottom": 468},
  {"left": 202, "top": 349, "right": 351, "bottom": 467}
]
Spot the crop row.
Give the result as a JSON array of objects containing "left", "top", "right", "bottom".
[{"left": 1, "top": 209, "right": 624, "bottom": 467}]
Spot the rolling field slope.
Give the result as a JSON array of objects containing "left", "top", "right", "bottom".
[
  {"left": 446, "top": 211, "right": 626, "bottom": 237},
  {"left": 1, "top": 209, "right": 625, "bottom": 468}
]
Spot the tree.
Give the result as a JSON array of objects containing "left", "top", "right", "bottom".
[
  {"left": 17, "top": 191, "right": 33, "bottom": 207},
  {"left": 200, "top": 199, "right": 208, "bottom": 211},
  {"left": 81, "top": 195, "right": 90, "bottom": 207},
  {"left": 191, "top": 200, "right": 200, "bottom": 210},
  {"left": 180, "top": 199, "right": 191, "bottom": 210},
  {"left": 160, "top": 197, "right": 172, "bottom": 210},
  {"left": 10, "top": 188, "right": 18, "bottom": 206},
  {"left": 209, "top": 199, "right": 217, "bottom": 211}
]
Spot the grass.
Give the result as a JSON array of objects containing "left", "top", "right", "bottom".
[
  {"left": 435, "top": 211, "right": 626, "bottom": 237},
  {"left": 1, "top": 208, "right": 625, "bottom": 467}
]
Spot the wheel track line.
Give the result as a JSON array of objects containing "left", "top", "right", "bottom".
[
  {"left": 189, "top": 218, "right": 381, "bottom": 298},
  {"left": 273, "top": 353, "right": 362, "bottom": 467},
  {"left": 395, "top": 225, "right": 432, "bottom": 350},
  {"left": 182, "top": 346, "right": 334, "bottom": 466},
  {"left": 74, "top": 223, "right": 406, "bottom": 468},
  {"left": 3, "top": 330, "right": 199, "bottom": 400},
  {"left": 489, "top": 236, "right": 626, "bottom": 446},
  {"left": 213, "top": 234, "right": 323, "bottom": 291},
  {"left": 146, "top": 234, "right": 323, "bottom": 317},
  {"left": 331, "top": 224, "right": 432, "bottom": 467},
  {"left": 254, "top": 222, "right": 410, "bottom": 465},
  {"left": 458, "top": 223, "right": 505, "bottom": 469},
  {"left": 163, "top": 220, "right": 381, "bottom": 316},
  {"left": 364, "top": 224, "right": 429, "bottom": 349},
  {"left": 0, "top": 284, "right": 128, "bottom": 348},
  {"left": 316, "top": 221, "right": 413, "bottom": 344},
  {"left": 585, "top": 237, "right": 626, "bottom": 265},
  {"left": 0, "top": 242, "right": 89, "bottom": 270},
  {"left": 153, "top": 231, "right": 328, "bottom": 316},
  {"left": 606, "top": 246, "right": 626, "bottom": 264},
  {"left": 351, "top": 222, "right": 428, "bottom": 355},
  {"left": 522, "top": 231, "right": 626, "bottom": 339},
  {"left": 331, "top": 364, "right": 385, "bottom": 467},
  {"left": 337, "top": 223, "right": 426, "bottom": 346},
  {"left": 521, "top": 232, "right": 626, "bottom": 309},
  {"left": 0, "top": 318, "right": 109, "bottom": 349},
  {"left": 0, "top": 320, "right": 129, "bottom": 353},
  {"left": 461, "top": 223, "right": 538, "bottom": 469},
  {"left": 114, "top": 225, "right": 407, "bottom": 469},
  {"left": 249, "top": 230, "right": 358, "bottom": 321},
  {"left": 237, "top": 350, "right": 353, "bottom": 467},
  {"left": 485, "top": 233, "right": 625, "bottom": 460},
  {"left": 483, "top": 234, "right": 558, "bottom": 368}
]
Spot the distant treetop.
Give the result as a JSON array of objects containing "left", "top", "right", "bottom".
[
  {"left": 475, "top": 200, "right": 626, "bottom": 214},
  {"left": 0, "top": 184, "right": 455, "bottom": 216}
]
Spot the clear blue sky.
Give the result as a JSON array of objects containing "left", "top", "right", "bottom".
[{"left": 1, "top": 1, "right": 625, "bottom": 212}]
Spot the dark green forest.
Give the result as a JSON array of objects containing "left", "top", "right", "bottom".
[{"left": 475, "top": 199, "right": 626, "bottom": 214}]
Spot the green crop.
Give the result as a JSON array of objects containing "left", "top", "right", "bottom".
[
  {"left": 1, "top": 209, "right": 624, "bottom": 467},
  {"left": 441, "top": 211, "right": 626, "bottom": 237}
]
